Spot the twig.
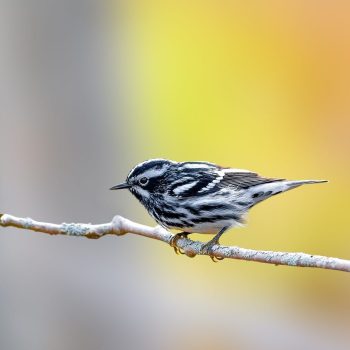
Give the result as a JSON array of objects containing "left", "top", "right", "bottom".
[{"left": 0, "top": 213, "right": 349, "bottom": 272}]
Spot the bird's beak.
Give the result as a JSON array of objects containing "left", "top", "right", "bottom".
[{"left": 110, "top": 182, "right": 131, "bottom": 190}]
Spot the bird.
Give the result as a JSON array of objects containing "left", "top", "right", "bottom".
[{"left": 110, "top": 159, "right": 327, "bottom": 261}]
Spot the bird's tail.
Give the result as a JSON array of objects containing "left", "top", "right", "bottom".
[
  {"left": 248, "top": 179, "right": 328, "bottom": 206},
  {"left": 279, "top": 179, "right": 328, "bottom": 189}
]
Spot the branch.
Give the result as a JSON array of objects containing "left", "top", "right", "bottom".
[{"left": 0, "top": 213, "right": 349, "bottom": 272}]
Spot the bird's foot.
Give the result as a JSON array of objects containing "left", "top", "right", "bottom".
[
  {"left": 169, "top": 232, "right": 189, "bottom": 255},
  {"left": 201, "top": 240, "right": 225, "bottom": 262}
]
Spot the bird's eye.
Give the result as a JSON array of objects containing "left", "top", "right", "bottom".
[{"left": 139, "top": 177, "right": 149, "bottom": 186}]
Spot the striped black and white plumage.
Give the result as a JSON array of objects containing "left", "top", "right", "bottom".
[{"left": 110, "top": 159, "right": 327, "bottom": 257}]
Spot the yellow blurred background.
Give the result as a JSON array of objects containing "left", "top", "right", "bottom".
[{"left": 0, "top": 1, "right": 349, "bottom": 349}]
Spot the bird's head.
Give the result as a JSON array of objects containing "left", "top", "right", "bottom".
[{"left": 110, "top": 159, "right": 176, "bottom": 203}]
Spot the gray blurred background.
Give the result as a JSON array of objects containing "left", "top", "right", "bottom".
[
  {"left": 0, "top": 1, "right": 139, "bottom": 349},
  {"left": 1, "top": 1, "right": 350, "bottom": 350}
]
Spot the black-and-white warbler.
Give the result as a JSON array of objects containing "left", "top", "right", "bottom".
[{"left": 111, "top": 159, "right": 327, "bottom": 260}]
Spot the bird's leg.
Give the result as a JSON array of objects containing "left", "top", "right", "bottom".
[
  {"left": 201, "top": 227, "right": 229, "bottom": 262},
  {"left": 169, "top": 232, "right": 191, "bottom": 255}
]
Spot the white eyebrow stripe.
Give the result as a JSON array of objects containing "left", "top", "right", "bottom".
[
  {"left": 141, "top": 166, "right": 168, "bottom": 179},
  {"left": 173, "top": 181, "right": 199, "bottom": 195},
  {"left": 128, "top": 159, "right": 176, "bottom": 178},
  {"left": 130, "top": 158, "right": 173, "bottom": 170}
]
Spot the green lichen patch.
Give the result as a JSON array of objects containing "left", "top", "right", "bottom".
[{"left": 62, "top": 223, "right": 90, "bottom": 236}]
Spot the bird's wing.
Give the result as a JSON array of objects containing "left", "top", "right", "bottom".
[{"left": 217, "top": 169, "right": 284, "bottom": 189}]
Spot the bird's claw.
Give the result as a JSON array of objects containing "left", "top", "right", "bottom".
[
  {"left": 200, "top": 242, "right": 225, "bottom": 262},
  {"left": 169, "top": 232, "right": 189, "bottom": 255},
  {"left": 210, "top": 255, "right": 225, "bottom": 262}
]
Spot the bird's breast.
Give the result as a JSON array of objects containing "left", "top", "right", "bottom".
[{"left": 145, "top": 193, "right": 245, "bottom": 234}]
